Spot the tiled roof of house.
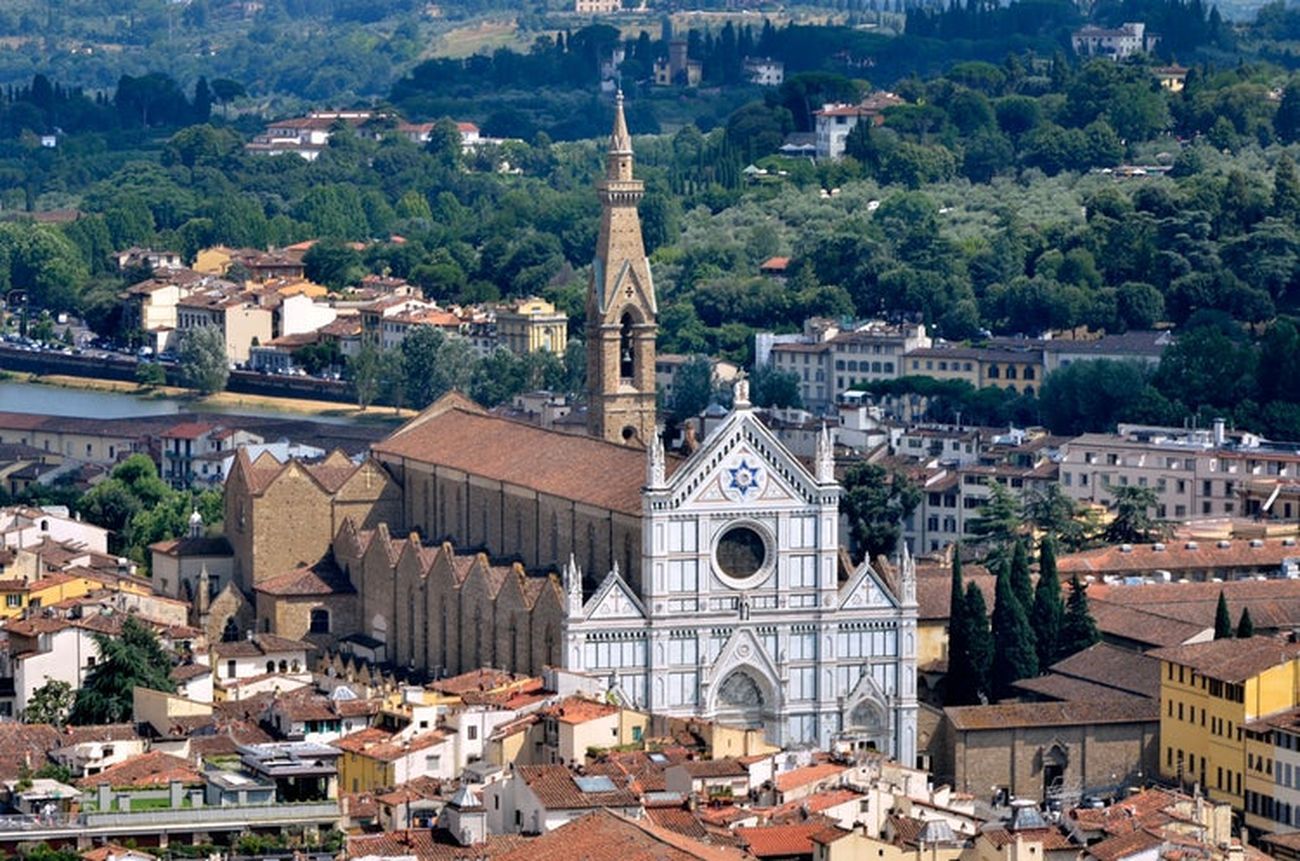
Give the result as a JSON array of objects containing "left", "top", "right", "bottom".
[
  {"left": 254, "top": 559, "right": 355, "bottom": 596},
  {"left": 645, "top": 803, "right": 712, "bottom": 841},
  {"left": 1013, "top": 673, "right": 1145, "bottom": 703},
  {"left": 1150, "top": 636, "right": 1300, "bottom": 682},
  {"left": 428, "top": 667, "right": 533, "bottom": 696},
  {"left": 516, "top": 764, "right": 640, "bottom": 810},
  {"left": 980, "top": 826, "right": 1075, "bottom": 851},
  {"left": 335, "top": 728, "right": 450, "bottom": 762},
  {"left": 737, "top": 821, "right": 833, "bottom": 858},
  {"left": 0, "top": 723, "right": 62, "bottom": 781},
  {"left": 679, "top": 758, "right": 749, "bottom": 778},
  {"left": 373, "top": 395, "right": 678, "bottom": 516},
  {"left": 1037, "top": 642, "right": 1161, "bottom": 699},
  {"left": 494, "top": 810, "right": 743, "bottom": 861},
  {"left": 541, "top": 696, "right": 619, "bottom": 725},
  {"left": 75, "top": 750, "right": 201, "bottom": 789},
  {"left": 1086, "top": 828, "right": 1165, "bottom": 861},
  {"left": 768, "top": 789, "right": 863, "bottom": 823},
  {"left": 212, "top": 633, "right": 312, "bottom": 659},
  {"left": 1087, "top": 599, "right": 1210, "bottom": 649},
  {"left": 271, "top": 687, "right": 377, "bottom": 722},
  {"left": 945, "top": 699, "right": 1159, "bottom": 732},
  {"left": 1067, "top": 788, "right": 1189, "bottom": 836},
  {"left": 914, "top": 569, "right": 995, "bottom": 622},
  {"left": 1089, "top": 578, "right": 1300, "bottom": 632},
  {"left": 773, "top": 762, "right": 846, "bottom": 794},
  {"left": 170, "top": 663, "right": 212, "bottom": 682},
  {"left": 347, "top": 829, "right": 527, "bottom": 861},
  {"left": 1059, "top": 539, "right": 1300, "bottom": 576}
]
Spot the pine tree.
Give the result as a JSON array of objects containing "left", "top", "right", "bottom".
[
  {"left": 1058, "top": 575, "right": 1101, "bottom": 659},
  {"left": 1278, "top": 82, "right": 1300, "bottom": 145},
  {"left": 1008, "top": 539, "right": 1034, "bottom": 611},
  {"left": 991, "top": 569, "right": 1038, "bottom": 701},
  {"left": 1214, "top": 590, "right": 1233, "bottom": 639},
  {"left": 1237, "top": 607, "right": 1255, "bottom": 639},
  {"left": 1030, "top": 537, "right": 1063, "bottom": 669},
  {"left": 955, "top": 581, "right": 994, "bottom": 705},
  {"left": 948, "top": 546, "right": 967, "bottom": 672},
  {"left": 1275, "top": 154, "right": 1300, "bottom": 222}
]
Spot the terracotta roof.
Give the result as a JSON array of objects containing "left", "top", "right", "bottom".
[
  {"left": 212, "top": 633, "right": 312, "bottom": 659},
  {"left": 679, "top": 758, "right": 749, "bottom": 778},
  {"left": 76, "top": 750, "right": 202, "bottom": 789},
  {"left": 373, "top": 395, "right": 678, "bottom": 516},
  {"left": 494, "top": 810, "right": 743, "bottom": 861},
  {"left": 981, "top": 826, "right": 1075, "bottom": 851},
  {"left": 59, "top": 724, "right": 141, "bottom": 745},
  {"left": 945, "top": 699, "right": 1159, "bottom": 732},
  {"left": 254, "top": 559, "right": 355, "bottom": 596},
  {"left": 1037, "top": 642, "right": 1161, "bottom": 699},
  {"left": 347, "top": 830, "right": 527, "bottom": 861},
  {"left": 737, "top": 821, "right": 833, "bottom": 858},
  {"left": 915, "top": 569, "right": 995, "bottom": 621},
  {"left": 516, "top": 764, "right": 640, "bottom": 810},
  {"left": 271, "top": 688, "right": 377, "bottom": 721},
  {"left": 769, "top": 789, "right": 863, "bottom": 822},
  {"left": 1150, "top": 636, "right": 1300, "bottom": 682},
  {"left": 429, "top": 667, "right": 533, "bottom": 696},
  {"left": 1088, "top": 578, "right": 1300, "bottom": 632},
  {"left": 1088, "top": 599, "right": 1209, "bottom": 649},
  {"left": 645, "top": 804, "right": 712, "bottom": 841},
  {"left": 1087, "top": 828, "right": 1165, "bottom": 861},
  {"left": 0, "top": 723, "right": 62, "bottom": 781},
  {"left": 161, "top": 421, "right": 218, "bottom": 440},
  {"left": 542, "top": 696, "right": 619, "bottom": 725},
  {"left": 374, "top": 775, "right": 442, "bottom": 805},
  {"left": 1013, "top": 674, "right": 1146, "bottom": 704},
  {"left": 1058, "top": 539, "right": 1300, "bottom": 576},
  {"left": 335, "top": 728, "right": 450, "bottom": 762},
  {"left": 1067, "top": 788, "right": 1190, "bottom": 836},
  {"left": 773, "top": 762, "right": 846, "bottom": 794},
  {"left": 170, "top": 663, "right": 212, "bottom": 682},
  {"left": 81, "top": 845, "right": 157, "bottom": 861}
]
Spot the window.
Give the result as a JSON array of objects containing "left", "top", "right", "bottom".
[
  {"left": 309, "top": 609, "right": 330, "bottom": 634},
  {"left": 227, "top": 659, "right": 237, "bottom": 678},
  {"left": 468, "top": 725, "right": 478, "bottom": 741},
  {"left": 4, "top": 595, "right": 20, "bottom": 608}
]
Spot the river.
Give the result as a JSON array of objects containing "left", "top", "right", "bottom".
[{"left": 0, "top": 379, "right": 358, "bottom": 424}]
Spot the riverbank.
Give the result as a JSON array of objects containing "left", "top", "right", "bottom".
[{"left": 7, "top": 372, "right": 416, "bottom": 424}]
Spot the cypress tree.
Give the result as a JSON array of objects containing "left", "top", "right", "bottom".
[
  {"left": 956, "top": 581, "right": 994, "bottom": 706},
  {"left": 1237, "top": 607, "right": 1255, "bottom": 639},
  {"left": 1214, "top": 590, "right": 1233, "bottom": 639},
  {"left": 1030, "top": 537, "right": 1063, "bottom": 669},
  {"left": 1008, "top": 539, "right": 1034, "bottom": 612},
  {"left": 991, "top": 568, "right": 1038, "bottom": 701},
  {"left": 1058, "top": 574, "right": 1101, "bottom": 659}
]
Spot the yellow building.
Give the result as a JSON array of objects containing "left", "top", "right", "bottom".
[
  {"left": 1154, "top": 637, "right": 1300, "bottom": 810},
  {"left": 0, "top": 572, "right": 99, "bottom": 619},
  {"left": 495, "top": 297, "right": 568, "bottom": 356},
  {"left": 901, "top": 346, "right": 1044, "bottom": 396}
]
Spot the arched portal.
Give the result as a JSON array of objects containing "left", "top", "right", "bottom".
[{"left": 714, "top": 669, "right": 770, "bottom": 731}]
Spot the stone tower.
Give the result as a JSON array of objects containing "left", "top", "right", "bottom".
[{"left": 586, "top": 90, "right": 658, "bottom": 446}]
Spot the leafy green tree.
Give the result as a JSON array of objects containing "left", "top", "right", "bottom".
[
  {"left": 426, "top": 118, "right": 463, "bottom": 169},
  {"left": 400, "top": 326, "right": 473, "bottom": 409},
  {"left": 969, "top": 482, "right": 1022, "bottom": 547},
  {"left": 667, "top": 356, "right": 717, "bottom": 425},
  {"left": 1236, "top": 607, "right": 1255, "bottom": 638},
  {"left": 1058, "top": 574, "right": 1101, "bottom": 659},
  {"left": 1215, "top": 590, "right": 1233, "bottom": 639},
  {"left": 303, "top": 240, "right": 363, "bottom": 291},
  {"left": 24, "top": 679, "right": 74, "bottom": 726},
  {"left": 135, "top": 362, "right": 166, "bottom": 387},
  {"left": 70, "top": 616, "right": 175, "bottom": 724},
  {"left": 349, "top": 345, "right": 382, "bottom": 410},
  {"left": 1277, "top": 80, "right": 1300, "bottom": 144},
  {"left": 840, "top": 463, "right": 922, "bottom": 562},
  {"left": 1030, "top": 538, "right": 1063, "bottom": 669},
  {"left": 1023, "top": 484, "right": 1090, "bottom": 550},
  {"left": 990, "top": 568, "right": 1038, "bottom": 700},
  {"left": 750, "top": 364, "right": 802, "bottom": 409},
  {"left": 1105, "top": 485, "right": 1160, "bottom": 544},
  {"left": 177, "top": 326, "right": 229, "bottom": 395},
  {"left": 1275, "top": 154, "right": 1300, "bottom": 222}
]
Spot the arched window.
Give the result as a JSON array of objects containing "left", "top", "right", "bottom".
[
  {"left": 619, "top": 314, "right": 635, "bottom": 379},
  {"left": 266, "top": 661, "right": 276, "bottom": 674},
  {"left": 39, "top": 520, "right": 48, "bottom": 532},
  {"left": 278, "top": 660, "right": 288, "bottom": 673},
  {"left": 222, "top": 618, "right": 240, "bottom": 642},
  {"left": 310, "top": 609, "right": 330, "bottom": 634}
]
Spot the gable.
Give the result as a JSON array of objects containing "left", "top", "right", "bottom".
[
  {"left": 839, "top": 561, "right": 898, "bottom": 611},
  {"left": 584, "top": 568, "right": 646, "bottom": 622},
  {"left": 665, "top": 411, "right": 824, "bottom": 512}
]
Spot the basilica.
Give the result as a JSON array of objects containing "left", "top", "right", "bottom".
[{"left": 222, "top": 93, "right": 918, "bottom": 758}]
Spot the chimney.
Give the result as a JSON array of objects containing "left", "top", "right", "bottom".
[{"left": 1213, "top": 417, "right": 1226, "bottom": 447}]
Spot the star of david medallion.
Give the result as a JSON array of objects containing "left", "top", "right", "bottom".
[{"left": 724, "top": 458, "right": 765, "bottom": 502}]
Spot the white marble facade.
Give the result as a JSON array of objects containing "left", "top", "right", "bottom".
[{"left": 561, "top": 383, "right": 918, "bottom": 761}]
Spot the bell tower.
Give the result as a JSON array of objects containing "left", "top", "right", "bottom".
[{"left": 586, "top": 90, "right": 657, "bottom": 446}]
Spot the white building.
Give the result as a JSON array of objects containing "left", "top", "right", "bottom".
[
  {"left": 0, "top": 618, "right": 100, "bottom": 718},
  {"left": 813, "top": 94, "right": 903, "bottom": 160},
  {"left": 1072, "top": 22, "right": 1156, "bottom": 59},
  {"left": 0, "top": 506, "right": 109, "bottom": 554},
  {"left": 559, "top": 387, "right": 919, "bottom": 756},
  {"left": 744, "top": 57, "right": 785, "bottom": 86},
  {"left": 279, "top": 292, "right": 338, "bottom": 337}
]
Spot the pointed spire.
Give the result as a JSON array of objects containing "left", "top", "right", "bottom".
[
  {"left": 815, "top": 422, "right": 834, "bottom": 483},
  {"left": 647, "top": 426, "right": 666, "bottom": 488},
  {"left": 610, "top": 89, "right": 632, "bottom": 155},
  {"left": 901, "top": 540, "right": 916, "bottom": 605},
  {"left": 563, "top": 553, "right": 584, "bottom": 615}
]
